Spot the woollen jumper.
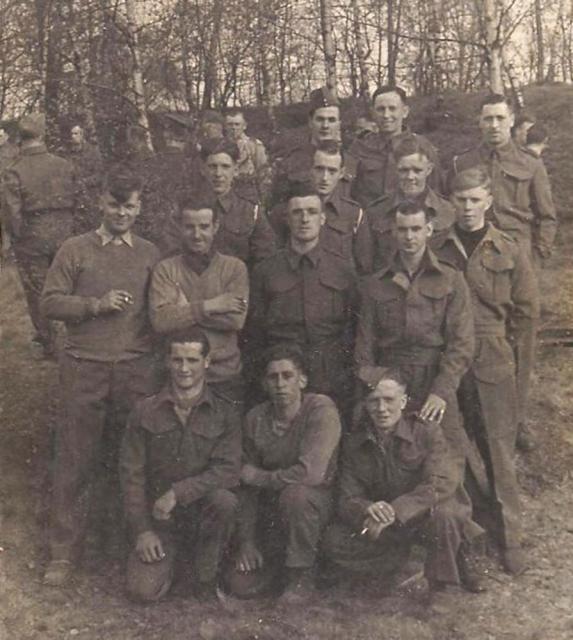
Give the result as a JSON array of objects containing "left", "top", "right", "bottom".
[
  {"left": 149, "top": 251, "right": 248, "bottom": 383},
  {"left": 40, "top": 231, "right": 160, "bottom": 361}
]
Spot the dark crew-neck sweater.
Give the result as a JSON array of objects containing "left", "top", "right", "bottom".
[{"left": 41, "top": 231, "right": 160, "bottom": 361}]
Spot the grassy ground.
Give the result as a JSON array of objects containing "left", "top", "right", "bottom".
[{"left": 1, "top": 85, "right": 573, "bottom": 639}]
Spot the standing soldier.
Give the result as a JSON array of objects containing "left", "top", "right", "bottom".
[
  {"left": 269, "top": 142, "right": 363, "bottom": 267},
  {"left": 197, "top": 110, "right": 225, "bottom": 152},
  {"left": 225, "top": 108, "right": 271, "bottom": 203},
  {"left": 0, "top": 120, "right": 19, "bottom": 265},
  {"left": 269, "top": 86, "right": 343, "bottom": 208},
  {"left": 249, "top": 185, "right": 357, "bottom": 418},
  {"left": 451, "top": 94, "right": 556, "bottom": 450},
  {"left": 355, "top": 201, "right": 474, "bottom": 466},
  {"left": 348, "top": 85, "right": 442, "bottom": 208},
  {"left": 65, "top": 122, "right": 104, "bottom": 233},
  {"left": 355, "top": 136, "right": 454, "bottom": 274},
  {"left": 433, "top": 167, "right": 539, "bottom": 575},
  {"left": 40, "top": 167, "right": 161, "bottom": 586},
  {"left": 2, "top": 113, "right": 76, "bottom": 357}
]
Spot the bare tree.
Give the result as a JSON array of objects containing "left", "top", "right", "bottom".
[{"left": 320, "top": 0, "right": 337, "bottom": 95}]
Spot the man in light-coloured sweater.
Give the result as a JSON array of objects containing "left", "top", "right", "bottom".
[
  {"left": 149, "top": 196, "right": 249, "bottom": 403},
  {"left": 40, "top": 167, "right": 161, "bottom": 586}
]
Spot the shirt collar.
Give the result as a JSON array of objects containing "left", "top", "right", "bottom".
[
  {"left": 217, "top": 190, "right": 234, "bottom": 213},
  {"left": 96, "top": 224, "right": 133, "bottom": 247},
  {"left": 153, "top": 383, "right": 214, "bottom": 410},
  {"left": 439, "top": 222, "right": 504, "bottom": 254},
  {"left": 21, "top": 143, "right": 47, "bottom": 156},
  {"left": 385, "top": 247, "right": 443, "bottom": 278},
  {"left": 355, "top": 415, "right": 416, "bottom": 448},
  {"left": 286, "top": 243, "right": 321, "bottom": 270}
]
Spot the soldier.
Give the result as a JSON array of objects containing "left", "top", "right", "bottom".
[
  {"left": 2, "top": 113, "right": 76, "bottom": 356},
  {"left": 120, "top": 328, "right": 241, "bottom": 603},
  {"left": 355, "top": 136, "right": 455, "bottom": 274},
  {"left": 0, "top": 120, "right": 19, "bottom": 263},
  {"left": 248, "top": 185, "right": 358, "bottom": 418},
  {"left": 149, "top": 196, "right": 249, "bottom": 404},
  {"left": 197, "top": 110, "right": 225, "bottom": 152},
  {"left": 525, "top": 123, "right": 549, "bottom": 159},
  {"left": 225, "top": 108, "right": 271, "bottom": 203},
  {"left": 355, "top": 201, "right": 474, "bottom": 467},
  {"left": 323, "top": 367, "right": 485, "bottom": 600},
  {"left": 269, "top": 142, "right": 363, "bottom": 266},
  {"left": 451, "top": 94, "right": 556, "bottom": 450},
  {"left": 348, "top": 85, "right": 442, "bottom": 208},
  {"left": 511, "top": 110, "right": 536, "bottom": 148},
  {"left": 65, "top": 122, "right": 104, "bottom": 233},
  {"left": 269, "top": 86, "right": 343, "bottom": 208},
  {"left": 226, "top": 344, "right": 341, "bottom": 602},
  {"left": 40, "top": 167, "right": 161, "bottom": 586},
  {"left": 433, "top": 167, "right": 539, "bottom": 575}
]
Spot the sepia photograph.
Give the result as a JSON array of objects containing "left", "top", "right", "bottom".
[{"left": 0, "top": 0, "right": 572, "bottom": 638}]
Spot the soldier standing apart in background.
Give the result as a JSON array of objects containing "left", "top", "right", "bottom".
[
  {"left": 269, "top": 86, "right": 343, "bottom": 208},
  {"left": 66, "top": 122, "right": 103, "bottom": 233},
  {"left": 355, "top": 201, "right": 474, "bottom": 468},
  {"left": 348, "top": 85, "right": 442, "bottom": 208},
  {"left": 225, "top": 108, "right": 271, "bottom": 204},
  {"left": 40, "top": 167, "right": 160, "bottom": 586},
  {"left": 0, "top": 120, "right": 19, "bottom": 265},
  {"left": 433, "top": 167, "right": 539, "bottom": 576},
  {"left": 355, "top": 136, "right": 454, "bottom": 274},
  {"left": 2, "top": 114, "right": 76, "bottom": 357},
  {"left": 451, "top": 94, "right": 557, "bottom": 451}
]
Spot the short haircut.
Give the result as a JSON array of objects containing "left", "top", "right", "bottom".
[
  {"left": 102, "top": 165, "right": 143, "bottom": 201},
  {"left": 200, "top": 138, "right": 240, "bottom": 162},
  {"left": 225, "top": 108, "right": 245, "bottom": 120},
  {"left": 392, "top": 201, "right": 435, "bottom": 222},
  {"left": 450, "top": 166, "right": 491, "bottom": 193},
  {"left": 313, "top": 141, "right": 345, "bottom": 165},
  {"left": 394, "top": 136, "right": 435, "bottom": 163},
  {"left": 526, "top": 123, "right": 548, "bottom": 145},
  {"left": 366, "top": 367, "right": 408, "bottom": 393},
  {"left": 286, "top": 183, "right": 322, "bottom": 206},
  {"left": 164, "top": 327, "right": 211, "bottom": 358},
  {"left": 261, "top": 343, "right": 308, "bottom": 377},
  {"left": 176, "top": 194, "right": 218, "bottom": 223},
  {"left": 479, "top": 93, "right": 514, "bottom": 113},
  {"left": 514, "top": 110, "right": 536, "bottom": 128},
  {"left": 372, "top": 85, "right": 408, "bottom": 106}
]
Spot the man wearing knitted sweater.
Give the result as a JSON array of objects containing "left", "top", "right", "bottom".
[
  {"left": 149, "top": 196, "right": 249, "bottom": 403},
  {"left": 40, "top": 168, "right": 161, "bottom": 586}
]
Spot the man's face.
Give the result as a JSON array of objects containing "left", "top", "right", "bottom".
[
  {"left": 100, "top": 190, "right": 141, "bottom": 235},
  {"left": 393, "top": 211, "right": 432, "bottom": 256},
  {"left": 309, "top": 106, "right": 340, "bottom": 143},
  {"left": 225, "top": 114, "right": 246, "bottom": 141},
  {"left": 202, "top": 121, "right": 223, "bottom": 140},
  {"left": 287, "top": 195, "right": 325, "bottom": 243},
  {"left": 451, "top": 185, "right": 492, "bottom": 232},
  {"left": 372, "top": 92, "right": 409, "bottom": 136},
  {"left": 479, "top": 103, "right": 514, "bottom": 147},
  {"left": 397, "top": 153, "right": 433, "bottom": 197},
  {"left": 71, "top": 126, "right": 84, "bottom": 147},
  {"left": 263, "top": 358, "right": 307, "bottom": 409},
  {"left": 0, "top": 129, "right": 8, "bottom": 146},
  {"left": 167, "top": 342, "right": 209, "bottom": 393},
  {"left": 311, "top": 150, "right": 344, "bottom": 196},
  {"left": 180, "top": 208, "right": 219, "bottom": 255},
  {"left": 365, "top": 379, "right": 407, "bottom": 433},
  {"left": 205, "top": 152, "right": 236, "bottom": 195}
]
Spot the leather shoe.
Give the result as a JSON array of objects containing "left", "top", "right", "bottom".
[
  {"left": 516, "top": 423, "right": 536, "bottom": 452},
  {"left": 457, "top": 544, "right": 488, "bottom": 593},
  {"left": 503, "top": 547, "right": 527, "bottom": 576}
]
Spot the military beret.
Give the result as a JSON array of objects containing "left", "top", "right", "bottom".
[
  {"left": 309, "top": 86, "right": 339, "bottom": 113},
  {"left": 357, "top": 366, "right": 407, "bottom": 394},
  {"left": 201, "top": 110, "right": 224, "bottom": 125},
  {"left": 526, "top": 123, "right": 548, "bottom": 145},
  {"left": 18, "top": 113, "right": 46, "bottom": 138}
]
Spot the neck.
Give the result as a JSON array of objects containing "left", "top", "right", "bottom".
[
  {"left": 273, "top": 397, "right": 302, "bottom": 422},
  {"left": 172, "top": 381, "right": 204, "bottom": 405},
  {"left": 399, "top": 247, "right": 425, "bottom": 273},
  {"left": 457, "top": 221, "right": 486, "bottom": 233},
  {"left": 290, "top": 237, "right": 319, "bottom": 255}
]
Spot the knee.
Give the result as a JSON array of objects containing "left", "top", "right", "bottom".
[
  {"left": 125, "top": 553, "right": 172, "bottom": 603},
  {"left": 203, "top": 489, "right": 239, "bottom": 520},
  {"left": 278, "top": 485, "right": 315, "bottom": 517}
]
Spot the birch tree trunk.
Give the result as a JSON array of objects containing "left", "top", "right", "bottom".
[
  {"left": 483, "top": 0, "right": 503, "bottom": 93},
  {"left": 320, "top": 0, "right": 337, "bottom": 96},
  {"left": 351, "top": 0, "right": 369, "bottom": 98}
]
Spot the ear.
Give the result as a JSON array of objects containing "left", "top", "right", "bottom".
[
  {"left": 204, "top": 354, "right": 211, "bottom": 369},
  {"left": 403, "top": 104, "right": 410, "bottom": 119},
  {"left": 485, "top": 193, "right": 494, "bottom": 210},
  {"left": 319, "top": 211, "right": 326, "bottom": 227},
  {"left": 425, "top": 161, "right": 434, "bottom": 176},
  {"left": 426, "top": 219, "right": 434, "bottom": 236},
  {"left": 400, "top": 394, "right": 408, "bottom": 410},
  {"left": 298, "top": 373, "right": 308, "bottom": 390},
  {"left": 212, "top": 219, "right": 220, "bottom": 234}
]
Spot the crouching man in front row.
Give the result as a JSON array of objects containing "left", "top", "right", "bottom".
[
  {"left": 227, "top": 344, "right": 342, "bottom": 603},
  {"left": 119, "top": 328, "right": 241, "bottom": 602},
  {"left": 323, "top": 368, "right": 485, "bottom": 600}
]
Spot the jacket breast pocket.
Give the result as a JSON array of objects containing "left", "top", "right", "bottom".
[
  {"left": 500, "top": 166, "right": 533, "bottom": 210},
  {"left": 267, "top": 273, "right": 301, "bottom": 324},
  {"left": 316, "top": 272, "right": 350, "bottom": 320},
  {"left": 479, "top": 253, "right": 513, "bottom": 303},
  {"left": 321, "top": 223, "right": 353, "bottom": 260},
  {"left": 147, "top": 429, "right": 181, "bottom": 472},
  {"left": 373, "top": 293, "right": 403, "bottom": 334},
  {"left": 412, "top": 284, "right": 451, "bottom": 338}
]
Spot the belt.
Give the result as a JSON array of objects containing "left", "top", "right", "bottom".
[{"left": 378, "top": 345, "right": 442, "bottom": 366}]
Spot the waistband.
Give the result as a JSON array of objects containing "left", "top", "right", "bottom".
[{"left": 378, "top": 345, "right": 442, "bottom": 366}]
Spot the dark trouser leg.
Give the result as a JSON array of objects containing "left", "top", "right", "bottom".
[
  {"left": 193, "top": 489, "right": 239, "bottom": 585},
  {"left": 459, "top": 371, "right": 521, "bottom": 549},
  {"left": 50, "top": 356, "right": 111, "bottom": 562},
  {"left": 278, "top": 485, "right": 333, "bottom": 569},
  {"left": 126, "top": 530, "right": 176, "bottom": 603},
  {"left": 514, "top": 319, "right": 538, "bottom": 428},
  {"left": 322, "top": 521, "right": 410, "bottom": 577}
]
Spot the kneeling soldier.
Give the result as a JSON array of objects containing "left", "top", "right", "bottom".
[
  {"left": 120, "top": 328, "right": 241, "bottom": 603},
  {"left": 323, "top": 368, "right": 485, "bottom": 599},
  {"left": 227, "top": 344, "right": 342, "bottom": 602}
]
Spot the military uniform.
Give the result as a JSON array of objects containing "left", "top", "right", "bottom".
[
  {"left": 233, "top": 132, "right": 272, "bottom": 203},
  {"left": 432, "top": 223, "right": 539, "bottom": 549},
  {"left": 120, "top": 383, "right": 241, "bottom": 601},
  {"left": 354, "top": 188, "right": 455, "bottom": 274},
  {"left": 323, "top": 412, "right": 483, "bottom": 586},
  {"left": 348, "top": 130, "right": 442, "bottom": 208},
  {"left": 2, "top": 127, "right": 76, "bottom": 349},
  {"left": 248, "top": 245, "right": 358, "bottom": 415},
  {"left": 355, "top": 249, "right": 475, "bottom": 462}
]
